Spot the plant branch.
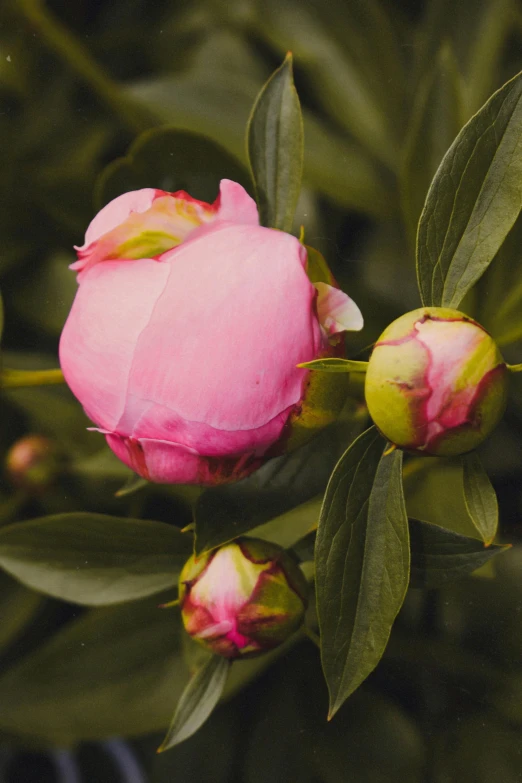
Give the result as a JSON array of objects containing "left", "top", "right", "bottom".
[{"left": 1, "top": 368, "right": 65, "bottom": 388}]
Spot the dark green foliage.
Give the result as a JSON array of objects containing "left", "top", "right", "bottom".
[
  {"left": 316, "top": 432, "right": 409, "bottom": 717},
  {"left": 0, "top": 0, "right": 521, "bottom": 779}
]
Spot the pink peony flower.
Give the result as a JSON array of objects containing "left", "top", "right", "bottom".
[
  {"left": 60, "top": 180, "right": 363, "bottom": 485},
  {"left": 179, "top": 537, "right": 308, "bottom": 659}
]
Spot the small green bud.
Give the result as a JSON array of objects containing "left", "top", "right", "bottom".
[
  {"left": 179, "top": 538, "right": 308, "bottom": 659},
  {"left": 364, "top": 307, "right": 508, "bottom": 456}
]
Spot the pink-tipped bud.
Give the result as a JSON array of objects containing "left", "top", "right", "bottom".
[
  {"left": 364, "top": 307, "right": 508, "bottom": 456},
  {"left": 179, "top": 538, "right": 308, "bottom": 659},
  {"left": 5, "top": 435, "right": 59, "bottom": 492}
]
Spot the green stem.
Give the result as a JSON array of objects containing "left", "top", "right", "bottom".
[
  {"left": 1, "top": 368, "right": 65, "bottom": 388},
  {"left": 16, "top": 0, "right": 151, "bottom": 134},
  {"left": 507, "top": 363, "right": 522, "bottom": 373}
]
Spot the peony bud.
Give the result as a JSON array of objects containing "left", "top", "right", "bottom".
[
  {"left": 59, "top": 180, "right": 363, "bottom": 485},
  {"left": 5, "top": 435, "right": 59, "bottom": 492},
  {"left": 365, "top": 307, "right": 508, "bottom": 456},
  {"left": 179, "top": 538, "right": 308, "bottom": 659}
]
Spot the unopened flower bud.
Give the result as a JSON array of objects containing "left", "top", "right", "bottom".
[
  {"left": 364, "top": 307, "right": 508, "bottom": 456},
  {"left": 5, "top": 435, "right": 59, "bottom": 492},
  {"left": 179, "top": 538, "right": 308, "bottom": 659}
]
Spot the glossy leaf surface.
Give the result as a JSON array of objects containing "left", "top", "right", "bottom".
[
  {"left": 0, "top": 513, "right": 192, "bottom": 605},
  {"left": 417, "top": 70, "right": 522, "bottom": 307},
  {"left": 316, "top": 430, "right": 409, "bottom": 718},
  {"left": 409, "top": 517, "right": 507, "bottom": 588},
  {"left": 247, "top": 54, "right": 303, "bottom": 231},
  {"left": 158, "top": 655, "right": 230, "bottom": 752}
]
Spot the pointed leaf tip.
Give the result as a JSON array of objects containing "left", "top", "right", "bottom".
[
  {"left": 246, "top": 53, "right": 304, "bottom": 233},
  {"left": 462, "top": 453, "right": 499, "bottom": 546},
  {"left": 416, "top": 70, "right": 522, "bottom": 307},
  {"left": 158, "top": 655, "right": 230, "bottom": 752},
  {"left": 316, "top": 429, "right": 409, "bottom": 718}
]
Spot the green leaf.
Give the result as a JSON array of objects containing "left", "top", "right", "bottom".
[
  {"left": 461, "top": 452, "right": 499, "bottom": 545},
  {"left": 298, "top": 358, "right": 369, "bottom": 373},
  {"left": 95, "top": 127, "right": 251, "bottom": 211},
  {"left": 249, "top": 496, "right": 322, "bottom": 551},
  {"left": 0, "top": 596, "right": 187, "bottom": 744},
  {"left": 401, "top": 43, "right": 464, "bottom": 247},
  {"left": 195, "top": 410, "right": 366, "bottom": 555},
  {"left": 158, "top": 655, "right": 230, "bottom": 752},
  {"left": 241, "top": 0, "right": 403, "bottom": 168},
  {"left": 416, "top": 70, "right": 522, "bottom": 308},
  {"left": 477, "top": 212, "right": 522, "bottom": 347},
  {"left": 246, "top": 53, "right": 304, "bottom": 232},
  {"left": 125, "top": 38, "right": 389, "bottom": 218},
  {"left": 0, "top": 513, "right": 192, "bottom": 605},
  {"left": 404, "top": 457, "right": 479, "bottom": 539},
  {"left": 316, "top": 429, "right": 410, "bottom": 718},
  {"left": 409, "top": 518, "right": 508, "bottom": 588}
]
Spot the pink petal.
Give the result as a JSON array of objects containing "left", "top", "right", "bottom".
[
  {"left": 415, "top": 318, "right": 486, "bottom": 435},
  {"left": 73, "top": 192, "right": 217, "bottom": 275},
  {"left": 83, "top": 189, "right": 159, "bottom": 246},
  {"left": 105, "top": 435, "right": 261, "bottom": 485},
  {"left": 191, "top": 544, "right": 259, "bottom": 616},
  {"left": 214, "top": 180, "right": 259, "bottom": 225},
  {"left": 73, "top": 181, "right": 257, "bottom": 276},
  {"left": 315, "top": 282, "right": 364, "bottom": 336},
  {"left": 118, "top": 396, "right": 292, "bottom": 456},
  {"left": 126, "top": 225, "right": 320, "bottom": 436},
  {"left": 59, "top": 259, "right": 170, "bottom": 432},
  {"left": 62, "top": 220, "right": 326, "bottom": 483},
  {"left": 195, "top": 620, "right": 234, "bottom": 640}
]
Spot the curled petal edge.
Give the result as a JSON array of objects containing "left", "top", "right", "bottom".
[
  {"left": 314, "top": 282, "right": 364, "bottom": 336},
  {"left": 72, "top": 180, "right": 259, "bottom": 276}
]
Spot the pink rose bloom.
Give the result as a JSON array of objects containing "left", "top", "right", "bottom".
[{"left": 59, "top": 180, "right": 363, "bottom": 485}]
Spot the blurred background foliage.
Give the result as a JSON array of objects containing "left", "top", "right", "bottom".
[{"left": 1, "top": 0, "right": 522, "bottom": 780}]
